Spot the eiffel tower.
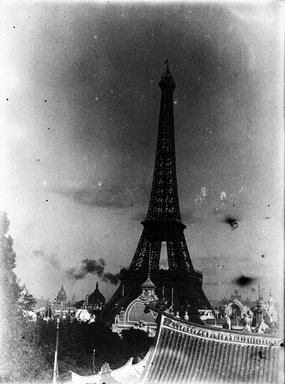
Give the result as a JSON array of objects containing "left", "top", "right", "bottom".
[{"left": 99, "top": 62, "right": 212, "bottom": 324}]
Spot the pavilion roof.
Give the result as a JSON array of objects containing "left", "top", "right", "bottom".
[{"left": 141, "top": 311, "right": 282, "bottom": 384}]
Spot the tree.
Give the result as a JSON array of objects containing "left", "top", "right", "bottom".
[
  {"left": 19, "top": 287, "right": 37, "bottom": 311},
  {"left": 0, "top": 212, "right": 21, "bottom": 309},
  {"left": 0, "top": 212, "right": 51, "bottom": 382}
]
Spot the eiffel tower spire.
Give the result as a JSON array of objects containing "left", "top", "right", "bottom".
[
  {"left": 99, "top": 63, "right": 212, "bottom": 324},
  {"left": 147, "top": 60, "right": 181, "bottom": 221},
  {"left": 129, "top": 63, "right": 194, "bottom": 274}
]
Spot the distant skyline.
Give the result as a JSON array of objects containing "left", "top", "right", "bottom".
[{"left": 1, "top": 1, "right": 283, "bottom": 303}]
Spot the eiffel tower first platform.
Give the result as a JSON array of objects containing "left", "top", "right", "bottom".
[{"left": 99, "top": 62, "right": 212, "bottom": 325}]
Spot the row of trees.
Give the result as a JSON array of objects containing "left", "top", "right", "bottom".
[
  {"left": 0, "top": 212, "right": 51, "bottom": 382},
  {"left": 0, "top": 212, "right": 153, "bottom": 382}
]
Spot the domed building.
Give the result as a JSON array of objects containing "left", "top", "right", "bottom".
[
  {"left": 57, "top": 285, "right": 67, "bottom": 304},
  {"left": 85, "top": 282, "right": 105, "bottom": 316},
  {"left": 39, "top": 285, "right": 77, "bottom": 321},
  {"left": 112, "top": 273, "right": 158, "bottom": 337}
]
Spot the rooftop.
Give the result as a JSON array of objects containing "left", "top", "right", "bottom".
[{"left": 141, "top": 311, "right": 282, "bottom": 384}]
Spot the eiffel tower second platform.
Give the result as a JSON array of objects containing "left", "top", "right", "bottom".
[{"left": 99, "top": 63, "right": 212, "bottom": 324}]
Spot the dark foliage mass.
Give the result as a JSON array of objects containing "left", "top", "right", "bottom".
[{"left": 47, "top": 321, "right": 153, "bottom": 380}]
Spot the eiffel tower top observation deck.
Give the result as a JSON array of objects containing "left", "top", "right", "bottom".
[{"left": 146, "top": 60, "right": 181, "bottom": 222}]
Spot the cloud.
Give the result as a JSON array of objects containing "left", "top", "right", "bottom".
[
  {"left": 72, "top": 188, "right": 127, "bottom": 208},
  {"left": 51, "top": 183, "right": 130, "bottom": 209},
  {"left": 32, "top": 249, "right": 61, "bottom": 269},
  {"left": 65, "top": 258, "right": 119, "bottom": 285},
  {"left": 102, "top": 272, "right": 120, "bottom": 285}
]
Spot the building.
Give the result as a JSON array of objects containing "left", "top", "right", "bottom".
[
  {"left": 75, "top": 282, "right": 105, "bottom": 315},
  {"left": 210, "top": 288, "right": 279, "bottom": 333},
  {"left": 56, "top": 285, "right": 67, "bottom": 304},
  {"left": 71, "top": 308, "right": 282, "bottom": 384},
  {"left": 112, "top": 273, "right": 158, "bottom": 337},
  {"left": 37, "top": 285, "right": 77, "bottom": 320},
  {"left": 140, "top": 309, "right": 283, "bottom": 384},
  {"left": 84, "top": 282, "right": 105, "bottom": 316}
]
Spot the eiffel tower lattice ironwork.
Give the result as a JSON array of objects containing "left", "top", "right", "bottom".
[{"left": 99, "top": 62, "right": 212, "bottom": 324}]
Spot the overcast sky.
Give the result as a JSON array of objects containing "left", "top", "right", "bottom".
[{"left": 0, "top": 0, "right": 283, "bottom": 304}]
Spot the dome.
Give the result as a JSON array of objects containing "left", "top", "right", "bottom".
[
  {"left": 88, "top": 282, "right": 105, "bottom": 306},
  {"left": 57, "top": 285, "right": 67, "bottom": 303},
  {"left": 140, "top": 273, "right": 156, "bottom": 290},
  {"left": 127, "top": 301, "right": 156, "bottom": 324}
]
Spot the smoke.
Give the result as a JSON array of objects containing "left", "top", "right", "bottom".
[
  {"left": 32, "top": 249, "right": 61, "bottom": 269},
  {"left": 102, "top": 272, "right": 120, "bottom": 285},
  {"left": 66, "top": 258, "right": 105, "bottom": 279},
  {"left": 66, "top": 258, "right": 119, "bottom": 285}
]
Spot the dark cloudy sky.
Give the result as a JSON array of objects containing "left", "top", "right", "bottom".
[{"left": 1, "top": 1, "right": 283, "bottom": 303}]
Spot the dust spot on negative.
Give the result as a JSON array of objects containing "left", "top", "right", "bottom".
[
  {"left": 233, "top": 275, "right": 256, "bottom": 286},
  {"left": 222, "top": 216, "right": 238, "bottom": 229}
]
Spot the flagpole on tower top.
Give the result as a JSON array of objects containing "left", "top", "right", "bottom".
[{"left": 164, "top": 58, "right": 169, "bottom": 72}]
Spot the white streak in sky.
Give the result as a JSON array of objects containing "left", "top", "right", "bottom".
[
  {"left": 194, "top": 187, "right": 208, "bottom": 206},
  {"left": 143, "top": 168, "right": 154, "bottom": 193},
  {"left": 230, "top": 187, "right": 244, "bottom": 198}
]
